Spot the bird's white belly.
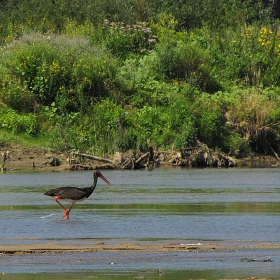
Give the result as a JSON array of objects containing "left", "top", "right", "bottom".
[{"left": 62, "top": 197, "right": 86, "bottom": 203}]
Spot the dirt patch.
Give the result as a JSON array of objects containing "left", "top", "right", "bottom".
[{"left": 0, "top": 143, "right": 68, "bottom": 171}]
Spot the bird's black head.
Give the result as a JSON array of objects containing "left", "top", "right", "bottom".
[{"left": 95, "top": 170, "right": 111, "bottom": 185}]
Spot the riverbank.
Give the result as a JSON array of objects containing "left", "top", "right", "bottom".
[{"left": 0, "top": 143, "right": 279, "bottom": 172}]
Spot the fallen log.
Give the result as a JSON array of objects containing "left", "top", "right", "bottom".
[
  {"left": 135, "top": 152, "right": 149, "bottom": 165},
  {"left": 72, "top": 152, "right": 114, "bottom": 164},
  {"left": 121, "top": 159, "right": 134, "bottom": 169}
]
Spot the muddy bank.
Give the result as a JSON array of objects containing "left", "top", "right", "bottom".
[{"left": 0, "top": 143, "right": 278, "bottom": 171}]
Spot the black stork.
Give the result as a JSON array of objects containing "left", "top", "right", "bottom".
[{"left": 44, "top": 170, "right": 111, "bottom": 220}]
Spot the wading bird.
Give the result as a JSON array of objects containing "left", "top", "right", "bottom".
[{"left": 44, "top": 171, "right": 111, "bottom": 220}]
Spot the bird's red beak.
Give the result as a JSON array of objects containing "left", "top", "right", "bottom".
[{"left": 99, "top": 173, "right": 112, "bottom": 185}]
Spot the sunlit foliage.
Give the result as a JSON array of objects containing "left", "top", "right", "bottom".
[{"left": 1, "top": 0, "right": 280, "bottom": 157}]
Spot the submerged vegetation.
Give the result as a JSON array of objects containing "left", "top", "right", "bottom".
[{"left": 1, "top": 0, "right": 280, "bottom": 158}]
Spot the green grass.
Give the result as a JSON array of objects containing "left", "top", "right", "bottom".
[{"left": 0, "top": 130, "right": 50, "bottom": 149}]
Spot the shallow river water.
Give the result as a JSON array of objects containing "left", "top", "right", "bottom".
[{"left": 1, "top": 167, "right": 280, "bottom": 279}]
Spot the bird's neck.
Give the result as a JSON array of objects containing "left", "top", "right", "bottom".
[
  {"left": 84, "top": 183, "right": 97, "bottom": 198},
  {"left": 84, "top": 174, "right": 98, "bottom": 198}
]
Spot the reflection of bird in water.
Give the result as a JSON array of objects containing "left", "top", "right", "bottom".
[{"left": 44, "top": 171, "right": 111, "bottom": 220}]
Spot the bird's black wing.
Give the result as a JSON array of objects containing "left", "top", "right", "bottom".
[{"left": 44, "top": 187, "right": 87, "bottom": 200}]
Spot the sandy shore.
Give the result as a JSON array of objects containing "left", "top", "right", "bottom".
[
  {"left": 1, "top": 241, "right": 275, "bottom": 280},
  {"left": 1, "top": 240, "right": 280, "bottom": 255}
]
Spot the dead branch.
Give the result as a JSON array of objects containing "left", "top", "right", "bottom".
[
  {"left": 135, "top": 152, "right": 149, "bottom": 167},
  {"left": 72, "top": 152, "right": 114, "bottom": 164},
  {"left": 269, "top": 145, "right": 280, "bottom": 160}
]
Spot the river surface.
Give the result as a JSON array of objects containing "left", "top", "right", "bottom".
[{"left": 0, "top": 167, "right": 280, "bottom": 279}]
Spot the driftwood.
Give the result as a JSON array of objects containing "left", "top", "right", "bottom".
[
  {"left": 166, "top": 143, "right": 237, "bottom": 167},
  {"left": 70, "top": 151, "right": 150, "bottom": 170},
  {"left": 121, "top": 158, "right": 135, "bottom": 169},
  {"left": 269, "top": 145, "right": 280, "bottom": 160},
  {"left": 67, "top": 143, "right": 237, "bottom": 170},
  {"left": 72, "top": 152, "right": 114, "bottom": 164},
  {"left": 68, "top": 152, "right": 116, "bottom": 170},
  {"left": 119, "top": 151, "right": 152, "bottom": 169},
  {"left": 135, "top": 152, "right": 149, "bottom": 166}
]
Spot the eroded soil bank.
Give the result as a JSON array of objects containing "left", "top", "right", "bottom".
[{"left": 0, "top": 143, "right": 278, "bottom": 172}]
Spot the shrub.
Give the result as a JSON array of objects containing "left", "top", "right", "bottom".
[
  {"left": 211, "top": 24, "right": 280, "bottom": 87},
  {"left": 155, "top": 34, "right": 221, "bottom": 92},
  {"left": 224, "top": 87, "right": 280, "bottom": 154},
  {"left": 0, "top": 35, "right": 71, "bottom": 112},
  {"left": 0, "top": 108, "right": 40, "bottom": 135},
  {"left": 91, "top": 20, "right": 157, "bottom": 58},
  {"left": 0, "top": 33, "right": 118, "bottom": 115}
]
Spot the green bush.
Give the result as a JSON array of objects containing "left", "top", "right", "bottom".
[
  {"left": 1, "top": 0, "right": 280, "bottom": 157},
  {"left": 91, "top": 20, "right": 157, "bottom": 58},
  {"left": 211, "top": 24, "right": 280, "bottom": 87},
  {"left": 155, "top": 33, "right": 221, "bottom": 92},
  {"left": 50, "top": 99, "right": 131, "bottom": 154},
  {"left": 1, "top": 35, "right": 72, "bottom": 112},
  {"left": 225, "top": 131, "right": 251, "bottom": 158},
  {"left": 223, "top": 87, "right": 280, "bottom": 154},
  {"left": 0, "top": 33, "right": 118, "bottom": 115},
  {"left": 0, "top": 108, "right": 40, "bottom": 135}
]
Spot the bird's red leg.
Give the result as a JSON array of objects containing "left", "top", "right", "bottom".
[
  {"left": 54, "top": 196, "right": 67, "bottom": 210},
  {"left": 63, "top": 210, "right": 70, "bottom": 219},
  {"left": 54, "top": 197, "right": 70, "bottom": 219},
  {"left": 63, "top": 204, "right": 74, "bottom": 220},
  {"left": 62, "top": 204, "right": 75, "bottom": 220}
]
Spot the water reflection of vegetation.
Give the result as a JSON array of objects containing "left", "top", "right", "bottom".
[
  {"left": 1, "top": 202, "right": 280, "bottom": 213},
  {"left": 3, "top": 269, "right": 245, "bottom": 280},
  {"left": 78, "top": 202, "right": 280, "bottom": 213},
  {"left": 1, "top": 186, "right": 276, "bottom": 195},
  {"left": 107, "top": 187, "right": 277, "bottom": 194}
]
